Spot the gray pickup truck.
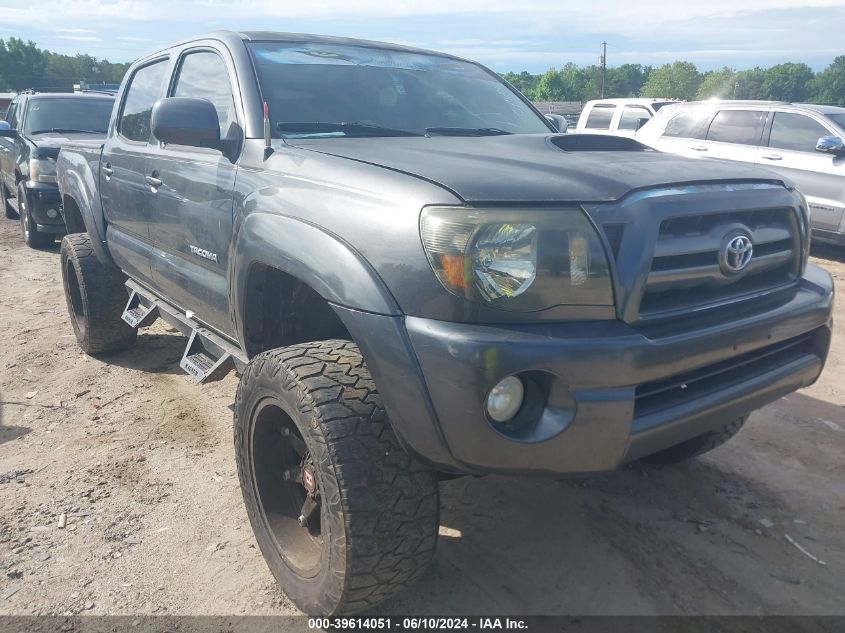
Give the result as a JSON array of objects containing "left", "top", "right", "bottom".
[{"left": 56, "top": 31, "right": 834, "bottom": 615}]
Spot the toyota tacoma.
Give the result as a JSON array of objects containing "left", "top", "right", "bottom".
[{"left": 55, "top": 31, "right": 834, "bottom": 615}]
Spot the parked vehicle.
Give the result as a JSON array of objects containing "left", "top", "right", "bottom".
[
  {"left": 574, "top": 98, "right": 680, "bottom": 136},
  {"left": 0, "top": 91, "right": 114, "bottom": 247},
  {"left": 56, "top": 31, "right": 833, "bottom": 615},
  {"left": 637, "top": 100, "right": 845, "bottom": 245}
]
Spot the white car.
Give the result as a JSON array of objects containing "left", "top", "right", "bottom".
[
  {"left": 636, "top": 100, "right": 845, "bottom": 245},
  {"left": 574, "top": 98, "right": 680, "bottom": 136}
]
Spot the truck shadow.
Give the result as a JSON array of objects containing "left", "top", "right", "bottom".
[
  {"left": 811, "top": 242, "right": 845, "bottom": 264},
  {"left": 102, "top": 332, "right": 187, "bottom": 376},
  {"left": 379, "top": 391, "right": 845, "bottom": 616}
]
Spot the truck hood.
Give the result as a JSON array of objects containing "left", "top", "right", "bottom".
[
  {"left": 289, "top": 133, "right": 783, "bottom": 203},
  {"left": 27, "top": 132, "right": 108, "bottom": 158}
]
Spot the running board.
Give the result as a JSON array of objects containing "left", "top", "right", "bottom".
[{"left": 123, "top": 279, "right": 247, "bottom": 383}]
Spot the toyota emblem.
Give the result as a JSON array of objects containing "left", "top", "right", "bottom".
[{"left": 720, "top": 232, "right": 754, "bottom": 274}]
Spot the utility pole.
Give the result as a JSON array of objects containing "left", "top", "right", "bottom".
[{"left": 600, "top": 41, "right": 607, "bottom": 98}]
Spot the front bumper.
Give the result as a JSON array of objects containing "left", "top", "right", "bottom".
[
  {"left": 339, "top": 264, "right": 834, "bottom": 477},
  {"left": 23, "top": 181, "right": 64, "bottom": 230}
]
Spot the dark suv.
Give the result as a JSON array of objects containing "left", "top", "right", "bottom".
[{"left": 0, "top": 91, "right": 114, "bottom": 247}]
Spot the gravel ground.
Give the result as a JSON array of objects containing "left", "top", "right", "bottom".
[{"left": 0, "top": 219, "right": 843, "bottom": 616}]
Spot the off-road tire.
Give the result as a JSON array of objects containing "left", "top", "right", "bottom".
[
  {"left": 234, "top": 340, "right": 439, "bottom": 615},
  {"left": 2, "top": 182, "right": 18, "bottom": 219},
  {"left": 60, "top": 233, "right": 137, "bottom": 354},
  {"left": 18, "top": 183, "right": 53, "bottom": 248},
  {"left": 641, "top": 416, "right": 747, "bottom": 465}
]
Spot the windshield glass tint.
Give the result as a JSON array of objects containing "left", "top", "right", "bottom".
[
  {"left": 24, "top": 98, "right": 113, "bottom": 134},
  {"left": 248, "top": 42, "right": 550, "bottom": 137},
  {"left": 825, "top": 113, "right": 845, "bottom": 130}
]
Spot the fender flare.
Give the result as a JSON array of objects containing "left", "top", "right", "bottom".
[
  {"left": 230, "top": 212, "right": 401, "bottom": 344},
  {"left": 57, "top": 152, "right": 113, "bottom": 265}
]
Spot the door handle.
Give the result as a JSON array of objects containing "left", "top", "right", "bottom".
[
  {"left": 102, "top": 162, "right": 113, "bottom": 178},
  {"left": 761, "top": 154, "right": 783, "bottom": 161},
  {"left": 691, "top": 145, "right": 708, "bottom": 151},
  {"left": 145, "top": 171, "right": 162, "bottom": 189}
]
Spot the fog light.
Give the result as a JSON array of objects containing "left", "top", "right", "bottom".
[
  {"left": 486, "top": 376, "right": 524, "bottom": 423},
  {"left": 46, "top": 208, "right": 58, "bottom": 219}
]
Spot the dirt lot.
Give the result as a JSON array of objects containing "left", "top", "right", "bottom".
[{"left": 0, "top": 218, "right": 843, "bottom": 617}]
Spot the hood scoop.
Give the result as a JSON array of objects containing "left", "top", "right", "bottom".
[{"left": 551, "top": 134, "right": 652, "bottom": 152}]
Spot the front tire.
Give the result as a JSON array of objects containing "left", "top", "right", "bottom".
[
  {"left": 18, "top": 184, "right": 53, "bottom": 248},
  {"left": 60, "top": 233, "right": 137, "bottom": 354},
  {"left": 234, "top": 341, "right": 439, "bottom": 615},
  {"left": 641, "top": 416, "right": 747, "bottom": 465}
]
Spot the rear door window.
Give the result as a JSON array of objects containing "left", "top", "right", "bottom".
[
  {"left": 584, "top": 105, "right": 615, "bottom": 129},
  {"left": 768, "top": 112, "right": 831, "bottom": 152},
  {"left": 4, "top": 99, "right": 20, "bottom": 129},
  {"left": 705, "top": 110, "right": 766, "bottom": 146},
  {"left": 618, "top": 105, "right": 651, "bottom": 131},
  {"left": 119, "top": 59, "right": 169, "bottom": 143}
]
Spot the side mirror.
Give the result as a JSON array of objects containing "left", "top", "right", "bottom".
[
  {"left": 544, "top": 114, "right": 568, "bottom": 133},
  {"left": 0, "top": 120, "right": 16, "bottom": 138},
  {"left": 151, "top": 97, "right": 221, "bottom": 149},
  {"left": 816, "top": 136, "right": 845, "bottom": 157}
]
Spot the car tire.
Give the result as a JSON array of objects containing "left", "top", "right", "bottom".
[
  {"left": 2, "top": 182, "right": 18, "bottom": 219},
  {"left": 641, "top": 416, "right": 747, "bottom": 465},
  {"left": 18, "top": 183, "right": 54, "bottom": 248},
  {"left": 60, "top": 233, "right": 137, "bottom": 354},
  {"left": 234, "top": 340, "right": 439, "bottom": 616}
]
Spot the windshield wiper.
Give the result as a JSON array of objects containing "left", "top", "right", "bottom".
[
  {"left": 425, "top": 127, "right": 512, "bottom": 137},
  {"left": 29, "top": 128, "right": 104, "bottom": 135},
  {"left": 275, "top": 122, "right": 422, "bottom": 137}
]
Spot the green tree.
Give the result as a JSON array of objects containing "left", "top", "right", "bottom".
[
  {"left": 733, "top": 67, "right": 767, "bottom": 99},
  {"left": 761, "top": 62, "right": 814, "bottom": 101},
  {"left": 641, "top": 61, "right": 701, "bottom": 100},
  {"left": 606, "top": 64, "right": 649, "bottom": 97},
  {"left": 808, "top": 56, "right": 845, "bottom": 105},
  {"left": 501, "top": 71, "right": 540, "bottom": 100},
  {"left": 697, "top": 67, "right": 736, "bottom": 99}
]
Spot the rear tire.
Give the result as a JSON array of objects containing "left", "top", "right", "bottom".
[
  {"left": 60, "top": 233, "right": 137, "bottom": 354},
  {"left": 641, "top": 416, "right": 747, "bottom": 465},
  {"left": 18, "top": 184, "right": 53, "bottom": 248},
  {"left": 234, "top": 340, "right": 439, "bottom": 615},
  {"left": 2, "top": 182, "right": 18, "bottom": 219}
]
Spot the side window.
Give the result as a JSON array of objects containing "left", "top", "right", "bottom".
[
  {"left": 706, "top": 110, "right": 766, "bottom": 146},
  {"left": 172, "top": 51, "right": 237, "bottom": 139},
  {"left": 662, "top": 108, "right": 710, "bottom": 139},
  {"left": 585, "top": 105, "right": 615, "bottom": 130},
  {"left": 618, "top": 106, "right": 651, "bottom": 131},
  {"left": 768, "top": 112, "right": 831, "bottom": 153},
  {"left": 5, "top": 99, "right": 20, "bottom": 129},
  {"left": 119, "top": 59, "right": 169, "bottom": 142}
]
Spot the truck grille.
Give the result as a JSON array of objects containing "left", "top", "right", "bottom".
[
  {"left": 639, "top": 208, "right": 799, "bottom": 320},
  {"left": 633, "top": 330, "right": 816, "bottom": 419}
]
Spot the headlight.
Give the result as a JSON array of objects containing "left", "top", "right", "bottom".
[
  {"left": 29, "top": 157, "right": 57, "bottom": 184},
  {"left": 420, "top": 207, "right": 613, "bottom": 311}
]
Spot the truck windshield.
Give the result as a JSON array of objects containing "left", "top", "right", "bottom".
[
  {"left": 247, "top": 42, "right": 551, "bottom": 138},
  {"left": 25, "top": 98, "right": 114, "bottom": 135},
  {"left": 824, "top": 113, "right": 845, "bottom": 131}
]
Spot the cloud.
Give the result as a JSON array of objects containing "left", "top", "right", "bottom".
[{"left": 57, "top": 35, "right": 103, "bottom": 42}]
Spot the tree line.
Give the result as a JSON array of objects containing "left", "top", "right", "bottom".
[
  {"left": 0, "top": 38, "right": 130, "bottom": 91},
  {"left": 502, "top": 58, "right": 845, "bottom": 105},
  {"left": 2, "top": 36, "right": 844, "bottom": 107}
]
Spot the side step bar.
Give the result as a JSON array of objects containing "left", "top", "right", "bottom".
[{"left": 122, "top": 279, "right": 247, "bottom": 383}]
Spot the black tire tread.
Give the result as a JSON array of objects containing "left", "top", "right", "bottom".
[
  {"left": 642, "top": 416, "right": 747, "bottom": 465},
  {"left": 60, "top": 233, "right": 137, "bottom": 354},
  {"left": 234, "top": 340, "right": 439, "bottom": 615}
]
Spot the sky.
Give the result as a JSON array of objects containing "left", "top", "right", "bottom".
[{"left": 1, "top": 0, "right": 844, "bottom": 73}]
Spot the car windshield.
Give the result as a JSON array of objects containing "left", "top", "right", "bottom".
[
  {"left": 824, "top": 113, "right": 845, "bottom": 131},
  {"left": 24, "top": 98, "right": 114, "bottom": 135},
  {"left": 248, "top": 42, "right": 550, "bottom": 138}
]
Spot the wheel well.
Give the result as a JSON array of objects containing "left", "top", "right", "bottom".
[
  {"left": 243, "top": 264, "right": 352, "bottom": 358},
  {"left": 62, "top": 195, "right": 86, "bottom": 233}
]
